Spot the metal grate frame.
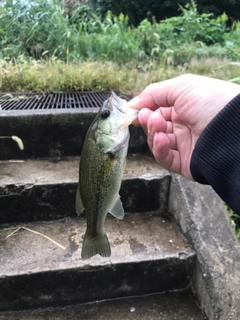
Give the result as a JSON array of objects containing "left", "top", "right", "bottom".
[{"left": 0, "top": 91, "right": 111, "bottom": 111}]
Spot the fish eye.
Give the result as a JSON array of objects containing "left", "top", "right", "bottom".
[{"left": 101, "top": 109, "right": 110, "bottom": 119}]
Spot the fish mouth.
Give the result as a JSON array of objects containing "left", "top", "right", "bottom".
[
  {"left": 122, "top": 107, "right": 139, "bottom": 126},
  {"left": 110, "top": 92, "right": 139, "bottom": 126}
]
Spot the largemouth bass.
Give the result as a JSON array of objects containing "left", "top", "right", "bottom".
[{"left": 76, "top": 92, "right": 138, "bottom": 259}]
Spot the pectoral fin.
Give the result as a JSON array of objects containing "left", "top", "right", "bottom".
[
  {"left": 109, "top": 196, "right": 125, "bottom": 220},
  {"left": 75, "top": 185, "right": 85, "bottom": 216}
]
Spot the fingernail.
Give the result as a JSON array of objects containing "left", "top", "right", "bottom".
[
  {"left": 148, "top": 117, "right": 152, "bottom": 134},
  {"left": 138, "top": 111, "right": 144, "bottom": 127},
  {"left": 153, "top": 132, "right": 158, "bottom": 149},
  {"left": 138, "top": 111, "right": 148, "bottom": 135}
]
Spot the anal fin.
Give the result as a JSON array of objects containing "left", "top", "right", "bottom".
[
  {"left": 109, "top": 196, "right": 125, "bottom": 220},
  {"left": 75, "top": 185, "right": 85, "bottom": 216}
]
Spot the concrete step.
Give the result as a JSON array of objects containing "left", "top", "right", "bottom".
[
  {"left": 0, "top": 290, "right": 206, "bottom": 320},
  {"left": 0, "top": 110, "right": 149, "bottom": 160},
  {"left": 0, "top": 212, "right": 196, "bottom": 311},
  {"left": 0, "top": 155, "right": 170, "bottom": 224}
]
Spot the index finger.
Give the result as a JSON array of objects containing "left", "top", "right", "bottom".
[{"left": 127, "top": 78, "right": 178, "bottom": 111}]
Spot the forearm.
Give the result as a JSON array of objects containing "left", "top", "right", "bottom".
[{"left": 190, "top": 93, "right": 240, "bottom": 215}]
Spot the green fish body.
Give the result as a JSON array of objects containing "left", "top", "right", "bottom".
[{"left": 76, "top": 92, "right": 138, "bottom": 259}]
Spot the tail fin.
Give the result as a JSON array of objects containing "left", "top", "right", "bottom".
[{"left": 81, "top": 232, "right": 111, "bottom": 260}]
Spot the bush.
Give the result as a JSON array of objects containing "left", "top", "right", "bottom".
[
  {"left": 0, "top": 0, "right": 238, "bottom": 65},
  {"left": 90, "top": 0, "right": 240, "bottom": 27},
  {"left": 0, "top": 0, "right": 96, "bottom": 59},
  {"left": 90, "top": 0, "right": 188, "bottom": 27}
]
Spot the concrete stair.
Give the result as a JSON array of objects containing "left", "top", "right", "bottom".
[
  {"left": 0, "top": 106, "right": 206, "bottom": 318},
  {"left": 0, "top": 156, "right": 169, "bottom": 224},
  {"left": 0, "top": 290, "right": 204, "bottom": 320},
  {"left": 0, "top": 212, "right": 195, "bottom": 311}
]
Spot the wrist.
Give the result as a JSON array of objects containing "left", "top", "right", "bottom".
[{"left": 190, "top": 93, "right": 240, "bottom": 214}]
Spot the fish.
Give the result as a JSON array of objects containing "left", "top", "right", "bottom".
[{"left": 75, "top": 92, "right": 139, "bottom": 259}]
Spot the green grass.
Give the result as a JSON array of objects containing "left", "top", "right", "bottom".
[{"left": 0, "top": 56, "right": 239, "bottom": 94}]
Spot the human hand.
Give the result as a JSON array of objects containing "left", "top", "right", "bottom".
[{"left": 128, "top": 74, "right": 240, "bottom": 180}]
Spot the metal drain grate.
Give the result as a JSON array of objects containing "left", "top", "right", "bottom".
[{"left": 0, "top": 91, "right": 111, "bottom": 111}]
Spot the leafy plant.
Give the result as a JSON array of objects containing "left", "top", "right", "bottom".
[{"left": 226, "top": 206, "right": 240, "bottom": 240}]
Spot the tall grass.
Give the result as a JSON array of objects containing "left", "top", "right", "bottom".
[{"left": 1, "top": 0, "right": 240, "bottom": 64}]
